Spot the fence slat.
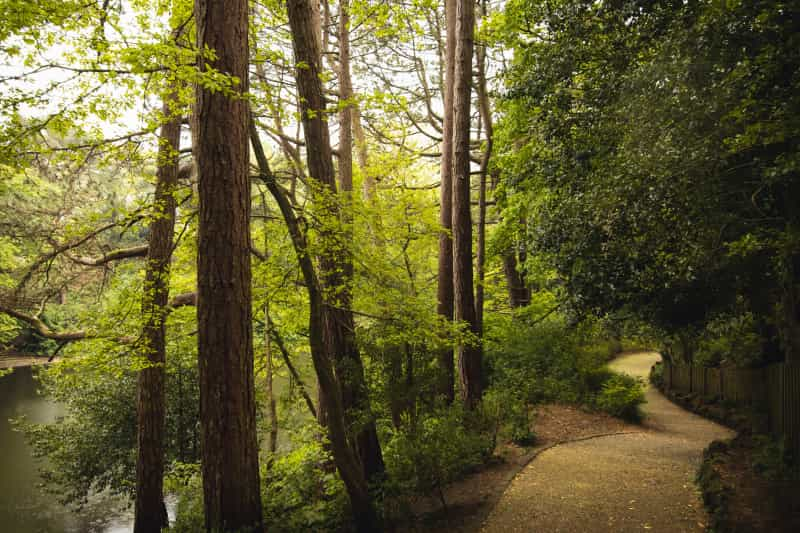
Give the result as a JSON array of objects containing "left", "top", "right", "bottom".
[{"left": 660, "top": 358, "right": 799, "bottom": 462}]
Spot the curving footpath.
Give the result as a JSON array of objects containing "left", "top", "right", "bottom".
[{"left": 481, "top": 351, "right": 735, "bottom": 532}]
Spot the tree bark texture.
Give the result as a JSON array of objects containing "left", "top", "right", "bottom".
[
  {"left": 452, "top": 0, "right": 482, "bottom": 409},
  {"left": 194, "top": 0, "right": 263, "bottom": 530},
  {"left": 133, "top": 92, "right": 180, "bottom": 533},
  {"left": 436, "top": 0, "right": 457, "bottom": 404}
]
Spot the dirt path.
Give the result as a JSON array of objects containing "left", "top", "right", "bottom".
[{"left": 481, "top": 351, "right": 735, "bottom": 533}]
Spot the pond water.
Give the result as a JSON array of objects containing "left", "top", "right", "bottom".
[{"left": 0, "top": 366, "right": 140, "bottom": 532}]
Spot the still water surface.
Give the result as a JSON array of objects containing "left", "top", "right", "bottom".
[{"left": 0, "top": 366, "right": 138, "bottom": 532}]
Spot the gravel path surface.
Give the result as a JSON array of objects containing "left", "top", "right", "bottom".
[{"left": 481, "top": 351, "right": 735, "bottom": 533}]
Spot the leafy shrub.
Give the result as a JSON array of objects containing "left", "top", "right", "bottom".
[
  {"left": 383, "top": 405, "right": 491, "bottom": 508},
  {"left": 581, "top": 366, "right": 616, "bottom": 396},
  {"left": 170, "top": 438, "right": 350, "bottom": 533},
  {"left": 695, "top": 311, "right": 764, "bottom": 367},
  {"left": 649, "top": 361, "right": 664, "bottom": 387},
  {"left": 751, "top": 435, "right": 795, "bottom": 481},
  {"left": 168, "top": 464, "right": 204, "bottom": 533},
  {"left": 481, "top": 387, "right": 535, "bottom": 448},
  {"left": 594, "top": 373, "right": 645, "bottom": 422},
  {"left": 260, "top": 438, "right": 349, "bottom": 532},
  {"left": 483, "top": 303, "right": 584, "bottom": 405}
]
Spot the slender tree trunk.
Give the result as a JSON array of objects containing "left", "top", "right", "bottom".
[
  {"left": 194, "top": 0, "right": 263, "bottom": 530},
  {"left": 353, "top": 106, "right": 373, "bottom": 199},
  {"left": 452, "top": 0, "right": 482, "bottom": 409},
  {"left": 475, "top": 0, "right": 493, "bottom": 334},
  {"left": 265, "top": 300, "right": 278, "bottom": 454},
  {"left": 287, "top": 0, "right": 384, "bottom": 486},
  {"left": 436, "top": 0, "right": 457, "bottom": 404},
  {"left": 338, "top": 0, "right": 354, "bottom": 196},
  {"left": 133, "top": 91, "right": 180, "bottom": 533},
  {"left": 334, "top": 0, "right": 385, "bottom": 483},
  {"left": 251, "top": 112, "right": 380, "bottom": 533},
  {"left": 261, "top": 194, "right": 278, "bottom": 455},
  {"left": 267, "top": 314, "right": 317, "bottom": 419}
]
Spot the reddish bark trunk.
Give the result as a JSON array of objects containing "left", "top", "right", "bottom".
[
  {"left": 452, "top": 0, "right": 482, "bottom": 409},
  {"left": 194, "top": 0, "right": 263, "bottom": 529}
]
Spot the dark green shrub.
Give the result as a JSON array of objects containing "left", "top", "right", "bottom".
[
  {"left": 594, "top": 373, "right": 646, "bottom": 422},
  {"left": 260, "top": 438, "right": 349, "bottom": 532},
  {"left": 383, "top": 405, "right": 491, "bottom": 508},
  {"left": 649, "top": 361, "right": 664, "bottom": 387},
  {"left": 170, "top": 437, "right": 350, "bottom": 533},
  {"left": 752, "top": 435, "right": 795, "bottom": 481},
  {"left": 581, "top": 366, "right": 616, "bottom": 395},
  {"left": 481, "top": 387, "right": 535, "bottom": 448}
]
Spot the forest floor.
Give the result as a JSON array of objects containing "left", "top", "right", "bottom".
[{"left": 477, "top": 351, "right": 734, "bottom": 533}]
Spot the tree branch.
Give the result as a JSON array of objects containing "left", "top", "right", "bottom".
[{"left": 65, "top": 244, "right": 150, "bottom": 266}]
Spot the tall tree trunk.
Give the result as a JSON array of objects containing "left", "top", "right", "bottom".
[
  {"left": 338, "top": 0, "right": 354, "bottom": 196},
  {"left": 194, "top": 0, "right": 263, "bottom": 530},
  {"left": 133, "top": 91, "right": 180, "bottom": 533},
  {"left": 287, "top": 0, "right": 384, "bottom": 486},
  {"left": 436, "top": 0, "right": 457, "bottom": 404},
  {"left": 474, "top": 0, "right": 492, "bottom": 335},
  {"left": 353, "top": 107, "right": 373, "bottom": 199},
  {"left": 452, "top": 0, "right": 482, "bottom": 409},
  {"left": 335, "top": 0, "right": 385, "bottom": 483},
  {"left": 250, "top": 122, "right": 380, "bottom": 533}
]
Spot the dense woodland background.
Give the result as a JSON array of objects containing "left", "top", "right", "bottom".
[{"left": 0, "top": 0, "right": 797, "bottom": 531}]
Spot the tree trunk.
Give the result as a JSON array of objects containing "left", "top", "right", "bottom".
[
  {"left": 436, "top": 0, "right": 457, "bottom": 404},
  {"left": 261, "top": 194, "right": 278, "bottom": 455},
  {"left": 133, "top": 91, "right": 180, "bottom": 533},
  {"left": 194, "top": 0, "right": 263, "bottom": 530},
  {"left": 286, "top": 0, "right": 384, "bottom": 486},
  {"left": 338, "top": 0, "right": 354, "bottom": 196},
  {"left": 452, "top": 0, "right": 482, "bottom": 409},
  {"left": 251, "top": 112, "right": 380, "bottom": 533},
  {"left": 502, "top": 248, "right": 530, "bottom": 308},
  {"left": 474, "top": 0, "right": 492, "bottom": 335}
]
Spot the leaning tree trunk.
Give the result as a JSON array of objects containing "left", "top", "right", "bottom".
[
  {"left": 452, "top": 0, "right": 482, "bottom": 409},
  {"left": 436, "top": 0, "right": 457, "bottom": 404},
  {"left": 286, "top": 0, "right": 384, "bottom": 485},
  {"left": 133, "top": 90, "right": 180, "bottom": 533},
  {"left": 250, "top": 122, "right": 380, "bottom": 533},
  {"left": 194, "top": 0, "right": 263, "bottom": 530}
]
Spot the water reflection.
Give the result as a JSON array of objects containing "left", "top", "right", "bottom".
[{"left": 0, "top": 366, "right": 138, "bottom": 533}]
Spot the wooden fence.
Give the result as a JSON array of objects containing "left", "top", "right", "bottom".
[{"left": 662, "top": 359, "right": 800, "bottom": 459}]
